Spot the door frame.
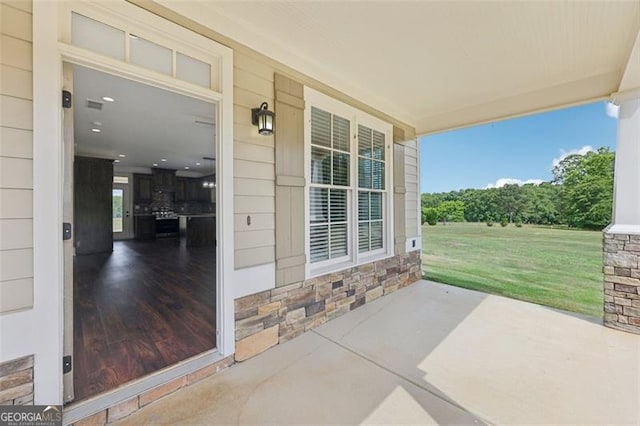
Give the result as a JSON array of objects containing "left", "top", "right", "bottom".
[
  {"left": 32, "top": 0, "right": 235, "bottom": 412},
  {"left": 112, "top": 180, "right": 132, "bottom": 240}
]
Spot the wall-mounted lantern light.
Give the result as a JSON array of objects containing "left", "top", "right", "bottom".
[{"left": 251, "top": 102, "right": 275, "bottom": 135}]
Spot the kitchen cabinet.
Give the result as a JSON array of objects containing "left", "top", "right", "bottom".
[
  {"left": 152, "top": 169, "right": 175, "bottom": 190},
  {"left": 174, "top": 177, "right": 187, "bottom": 202},
  {"left": 184, "top": 215, "right": 215, "bottom": 247},
  {"left": 134, "top": 215, "right": 155, "bottom": 239},
  {"left": 133, "top": 174, "right": 153, "bottom": 203},
  {"left": 186, "top": 179, "right": 200, "bottom": 201}
]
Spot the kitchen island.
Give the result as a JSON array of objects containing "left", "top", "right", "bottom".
[{"left": 179, "top": 214, "right": 215, "bottom": 247}]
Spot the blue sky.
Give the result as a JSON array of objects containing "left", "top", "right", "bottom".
[{"left": 419, "top": 101, "right": 618, "bottom": 194}]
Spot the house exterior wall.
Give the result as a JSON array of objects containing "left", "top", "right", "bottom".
[
  {"left": 234, "top": 251, "right": 422, "bottom": 361},
  {"left": 0, "top": 0, "right": 422, "bottom": 418},
  {"left": 129, "top": 0, "right": 417, "bottom": 299},
  {"left": 0, "top": 0, "right": 34, "bottom": 314},
  {"left": 0, "top": 1, "right": 37, "bottom": 406}
]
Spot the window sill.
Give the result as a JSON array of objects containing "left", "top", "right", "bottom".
[{"left": 307, "top": 251, "right": 394, "bottom": 280}]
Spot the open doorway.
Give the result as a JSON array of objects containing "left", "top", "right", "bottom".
[{"left": 68, "top": 64, "right": 217, "bottom": 402}]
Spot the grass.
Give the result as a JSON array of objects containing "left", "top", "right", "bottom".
[{"left": 422, "top": 222, "right": 603, "bottom": 317}]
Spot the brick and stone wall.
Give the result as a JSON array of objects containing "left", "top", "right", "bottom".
[
  {"left": 0, "top": 355, "right": 34, "bottom": 405},
  {"left": 234, "top": 251, "right": 422, "bottom": 361},
  {"left": 603, "top": 232, "right": 640, "bottom": 334}
]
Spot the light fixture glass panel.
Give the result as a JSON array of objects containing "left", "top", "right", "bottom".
[
  {"left": 176, "top": 52, "right": 211, "bottom": 88},
  {"left": 113, "top": 176, "right": 129, "bottom": 184},
  {"left": 71, "top": 13, "right": 125, "bottom": 60},
  {"left": 130, "top": 36, "right": 172, "bottom": 75}
]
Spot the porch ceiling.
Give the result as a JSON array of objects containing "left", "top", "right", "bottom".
[{"left": 159, "top": 0, "right": 640, "bottom": 135}]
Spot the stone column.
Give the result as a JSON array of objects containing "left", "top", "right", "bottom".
[{"left": 604, "top": 93, "right": 640, "bottom": 334}]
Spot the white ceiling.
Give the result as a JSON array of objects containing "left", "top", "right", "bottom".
[
  {"left": 73, "top": 64, "right": 216, "bottom": 174},
  {"left": 160, "top": 0, "right": 640, "bottom": 135}
]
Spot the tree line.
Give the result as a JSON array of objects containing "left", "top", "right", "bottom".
[{"left": 422, "top": 147, "right": 615, "bottom": 230}]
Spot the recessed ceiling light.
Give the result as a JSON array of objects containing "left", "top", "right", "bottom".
[
  {"left": 196, "top": 162, "right": 201, "bottom": 166},
  {"left": 102, "top": 96, "right": 115, "bottom": 102},
  {"left": 114, "top": 159, "right": 120, "bottom": 163},
  {"left": 161, "top": 159, "right": 167, "bottom": 162},
  {"left": 184, "top": 166, "right": 190, "bottom": 170},
  {"left": 153, "top": 163, "right": 158, "bottom": 167},
  {"left": 92, "top": 121, "right": 102, "bottom": 126},
  {"left": 118, "top": 154, "right": 126, "bottom": 158},
  {"left": 91, "top": 128, "right": 101, "bottom": 133}
]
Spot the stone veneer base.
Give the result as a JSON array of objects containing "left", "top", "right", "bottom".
[
  {"left": 234, "top": 251, "right": 422, "bottom": 360},
  {"left": 603, "top": 232, "right": 640, "bottom": 334},
  {"left": 0, "top": 355, "right": 34, "bottom": 405}
]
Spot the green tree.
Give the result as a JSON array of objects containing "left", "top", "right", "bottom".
[
  {"left": 553, "top": 147, "right": 614, "bottom": 229},
  {"left": 422, "top": 207, "right": 438, "bottom": 226},
  {"left": 437, "top": 200, "right": 465, "bottom": 222}
]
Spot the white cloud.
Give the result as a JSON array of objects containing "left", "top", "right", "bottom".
[
  {"left": 484, "top": 178, "right": 544, "bottom": 189},
  {"left": 606, "top": 102, "right": 619, "bottom": 119},
  {"left": 552, "top": 145, "right": 595, "bottom": 168}
]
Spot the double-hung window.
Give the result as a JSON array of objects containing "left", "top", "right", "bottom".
[{"left": 305, "top": 88, "right": 392, "bottom": 276}]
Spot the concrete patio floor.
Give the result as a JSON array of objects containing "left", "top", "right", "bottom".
[{"left": 117, "top": 281, "right": 640, "bottom": 425}]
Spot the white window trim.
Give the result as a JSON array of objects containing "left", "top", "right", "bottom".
[{"left": 304, "top": 87, "right": 394, "bottom": 279}]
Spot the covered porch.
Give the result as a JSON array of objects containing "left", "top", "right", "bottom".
[{"left": 112, "top": 281, "right": 640, "bottom": 425}]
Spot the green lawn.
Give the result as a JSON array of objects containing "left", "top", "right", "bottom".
[{"left": 422, "top": 222, "right": 603, "bottom": 317}]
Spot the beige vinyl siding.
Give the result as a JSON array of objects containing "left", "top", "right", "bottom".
[
  {"left": 0, "top": 0, "right": 33, "bottom": 313},
  {"left": 232, "top": 51, "right": 276, "bottom": 269},
  {"left": 403, "top": 139, "right": 420, "bottom": 239}
]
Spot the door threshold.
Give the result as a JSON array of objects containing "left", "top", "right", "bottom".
[{"left": 63, "top": 349, "right": 224, "bottom": 425}]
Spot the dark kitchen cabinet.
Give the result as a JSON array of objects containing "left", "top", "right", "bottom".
[
  {"left": 133, "top": 174, "right": 153, "bottom": 203},
  {"left": 152, "top": 169, "right": 175, "bottom": 190},
  {"left": 134, "top": 215, "right": 155, "bottom": 239},
  {"left": 174, "top": 177, "right": 187, "bottom": 202},
  {"left": 186, "top": 179, "right": 200, "bottom": 201},
  {"left": 74, "top": 157, "right": 113, "bottom": 255}
]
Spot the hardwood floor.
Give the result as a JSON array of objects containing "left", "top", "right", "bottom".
[{"left": 73, "top": 238, "right": 216, "bottom": 402}]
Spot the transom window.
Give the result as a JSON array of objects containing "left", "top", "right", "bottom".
[{"left": 305, "top": 89, "right": 392, "bottom": 276}]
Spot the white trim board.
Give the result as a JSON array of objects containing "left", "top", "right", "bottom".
[{"left": 234, "top": 263, "right": 276, "bottom": 299}]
